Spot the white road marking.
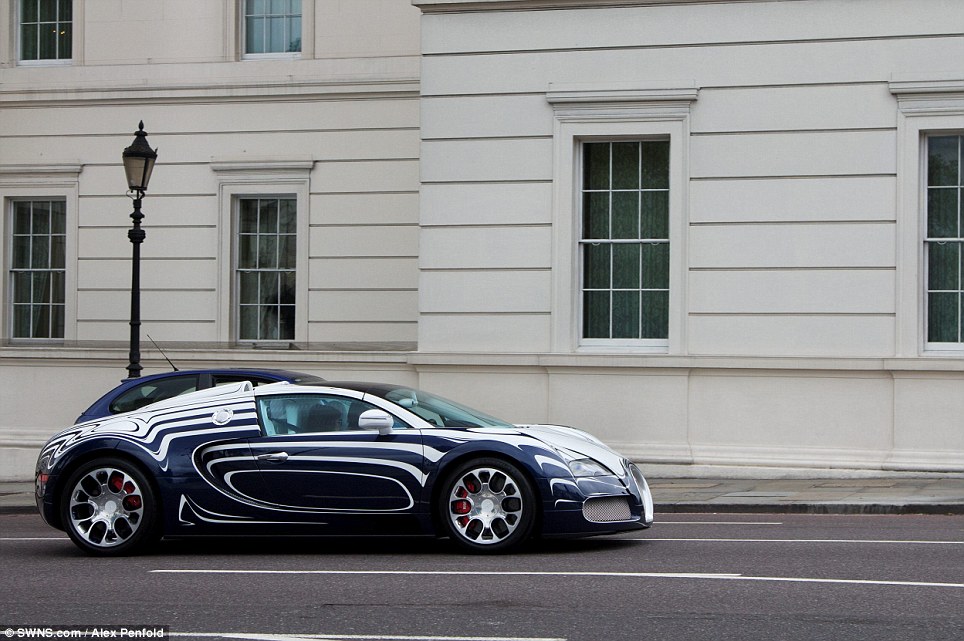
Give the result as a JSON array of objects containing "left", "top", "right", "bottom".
[
  {"left": 653, "top": 521, "right": 784, "bottom": 525},
  {"left": 631, "top": 537, "right": 964, "bottom": 545},
  {"left": 150, "top": 569, "right": 964, "bottom": 589},
  {"left": 0, "top": 537, "right": 69, "bottom": 541},
  {"left": 168, "top": 635, "right": 566, "bottom": 641}
]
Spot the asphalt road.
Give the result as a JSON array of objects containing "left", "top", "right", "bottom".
[{"left": 2, "top": 512, "right": 963, "bottom": 641}]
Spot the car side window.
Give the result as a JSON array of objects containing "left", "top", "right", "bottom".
[
  {"left": 212, "top": 374, "right": 276, "bottom": 388},
  {"left": 108, "top": 375, "right": 200, "bottom": 414},
  {"left": 257, "top": 394, "right": 408, "bottom": 436}
]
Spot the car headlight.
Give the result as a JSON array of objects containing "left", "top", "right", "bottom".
[{"left": 567, "top": 458, "right": 612, "bottom": 477}]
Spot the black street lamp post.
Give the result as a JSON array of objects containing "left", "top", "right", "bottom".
[{"left": 121, "top": 121, "right": 158, "bottom": 379}]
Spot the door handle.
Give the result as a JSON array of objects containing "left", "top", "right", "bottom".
[{"left": 256, "top": 451, "right": 289, "bottom": 462}]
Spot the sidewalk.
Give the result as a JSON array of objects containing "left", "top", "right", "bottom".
[{"left": 4, "top": 468, "right": 964, "bottom": 515}]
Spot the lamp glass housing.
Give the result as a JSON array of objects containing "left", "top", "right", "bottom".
[{"left": 122, "top": 122, "right": 158, "bottom": 192}]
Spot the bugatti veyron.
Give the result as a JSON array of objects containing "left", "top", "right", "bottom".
[{"left": 35, "top": 381, "right": 654, "bottom": 554}]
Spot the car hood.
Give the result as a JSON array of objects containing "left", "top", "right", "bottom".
[{"left": 515, "top": 424, "right": 627, "bottom": 476}]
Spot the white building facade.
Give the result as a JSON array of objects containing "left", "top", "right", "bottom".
[{"left": 1, "top": 0, "right": 962, "bottom": 480}]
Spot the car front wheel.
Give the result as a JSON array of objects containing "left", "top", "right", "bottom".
[
  {"left": 439, "top": 457, "right": 536, "bottom": 553},
  {"left": 61, "top": 458, "right": 159, "bottom": 556}
]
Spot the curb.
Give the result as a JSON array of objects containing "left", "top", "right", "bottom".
[
  {"left": 654, "top": 502, "right": 964, "bottom": 515},
  {"left": 0, "top": 504, "right": 37, "bottom": 515}
]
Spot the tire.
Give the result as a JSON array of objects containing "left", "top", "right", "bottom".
[
  {"left": 60, "top": 457, "right": 160, "bottom": 556},
  {"left": 438, "top": 457, "right": 536, "bottom": 553}
]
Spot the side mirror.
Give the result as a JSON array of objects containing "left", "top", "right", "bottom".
[{"left": 358, "top": 409, "right": 394, "bottom": 435}]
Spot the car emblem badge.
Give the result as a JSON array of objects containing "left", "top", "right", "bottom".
[{"left": 212, "top": 408, "right": 233, "bottom": 425}]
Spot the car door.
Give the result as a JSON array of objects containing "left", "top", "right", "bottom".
[{"left": 247, "top": 391, "right": 424, "bottom": 513}]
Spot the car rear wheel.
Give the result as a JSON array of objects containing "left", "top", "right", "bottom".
[
  {"left": 61, "top": 458, "right": 159, "bottom": 556},
  {"left": 439, "top": 457, "right": 536, "bottom": 553}
]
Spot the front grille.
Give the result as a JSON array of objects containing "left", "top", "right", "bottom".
[{"left": 582, "top": 496, "right": 633, "bottom": 523}]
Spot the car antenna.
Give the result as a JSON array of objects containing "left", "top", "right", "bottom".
[{"left": 147, "top": 334, "right": 179, "bottom": 372}]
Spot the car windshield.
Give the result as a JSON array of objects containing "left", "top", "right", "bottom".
[{"left": 378, "top": 387, "right": 513, "bottom": 428}]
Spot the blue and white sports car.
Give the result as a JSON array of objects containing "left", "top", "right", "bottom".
[{"left": 35, "top": 381, "right": 654, "bottom": 555}]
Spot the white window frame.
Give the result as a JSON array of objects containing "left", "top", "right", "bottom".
[
  {"left": 239, "top": 0, "right": 309, "bottom": 61},
  {"left": 235, "top": 194, "right": 299, "bottom": 343},
  {"left": 0, "top": 165, "right": 81, "bottom": 344},
  {"left": 891, "top": 74, "right": 964, "bottom": 356},
  {"left": 547, "top": 82, "right": 697, "bottom": 354},
  {"left": 14, "top": 0, "right": 78, "bottom": 67},
  {"left": 212, "top": 160, "right": 312, "bottom": 346}
]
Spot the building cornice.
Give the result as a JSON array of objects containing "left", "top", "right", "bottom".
[
  {"left": 413, "top": 0, "right": 780, "bottom": 12},
  {"left": 0, "top": 58, "right": 420, "bottom": 107}
]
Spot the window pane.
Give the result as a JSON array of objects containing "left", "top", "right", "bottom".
[
  {"left": 51, "top": 201, "right": 66, "bottom": 232},
  {"left": 641, "top": 141, "right": 670, "bottom": 189},
  {"left": 13, "top": 305, "right": 32, "bottom": 338},
  {"left": 612, "top": 244, "right": 640, "bottom": 289},
  {"left": 267, "top": 16, "right": 284, "bottom": 51},
  {"left": 239, "top": 271, "right": 259, "bottom": 304},
  {"left": 23, "top": 0, "right": 39, "bottom": 20},
  {"left": 32, "top": 202, "right": 50, "bottom": 234},
  {"left": 14, "top": 202, "right": 32, "bottom": 233},
  {"left": 611, "top": 142, "right": 639, "bottom": 190},
  {"left": 611, "top": 192, "right": 639, "bottom": 239},
  {"left": 612, "top": 291, "right": 640, "bottom": 338},
  {"left": 21, "top": 24, "right": 38, "bottom": 60},
  {"left": 239, "top": 305, "right": 259, "bottom": 340},
  {"left": 279, "top": 199, "right": 296, "bottom": 232},
  {"left": 58, "top": 0, "right": 71, "bottom": 20},
  {"left": 38, "top": 0, "right": 56, "bottom": 21},
  {"left": 51, "top": 235, "right": 65, "bottom": 269},
  {"left": 582, "top": 193, "right": 609, "bottom": 240},
  {"left": 239, "top": 199, "right": 258, "bottom": 233},
  {"left": 246, "top": 17, "right": 264, "bottom": 53},
  {"left": 928, "top": 292, "right": 959, "bottom": 343},
  {"left": 641, "top": 243, "right": 669, "bottom": 289},
  {"left": 31, "top": 235, "right": 49, "bottom": 268},
  {"left": 38, "top": 22, "right": 57, "bottom": 59},
  {"left": 929, "top": 243, "right": 960, "bottom": 291},
  {"left": 641, "top": 291, "right": 669, "bottom": 339},
  {"left": 583, "top": 243, "right": 610, "bottom": 289},
  {"left": 280, "top": 271, "right": 296, "bottom": 306},
  {"left": 59, "top": 22, "right": 71, "bottom": 58},
  {"left": 260, "top": 306, "right": 279, "bottom": 340},
  {"left": 278, "top": 235, "right": 295, "bottom": 269},
  {"left": 260, "top": 271, "right": 279, "bottom": 304},
  {"left": 14, "top": 273, "right": 32, "bottom": 304},
  {"left": 51, "top": 271, "right": 64, "bottom": 304},
  {"left": 584, "top": 143, "right": 610, "bottom": 190},
  {"left": 32, "top": 305, "right": 50, "bottom": 338},
  {"left": 238, "top": 235, "right": 257, "bottom": 269},
  {"left": 280, "top": 305, "right": 295, "bottom": 340},
  {"left": 928, "top": 137, "right": 959, "bottom": 187},
  {"left": 32, "top": 271, "right": 51, "bottom": 303},
  {"left": 12, "top": 235, "right": 30, "bottom": 268},
  {"left": 583, "top": 291, "right": 610, "bottom": 338},
  {"left": 258, "top": 234, "right": 278, "bottom": 269},
  {"left": 52, "top": 305, "right": 65, "bottom": 338},
  {"left": 641, "top": 191, "right": 669, "bottom": 240},
  {"left": 927, "top": 189, "right": 958, "bottom": 238},
  {"left": 259, "top": 199, "right": 278, "bottom": 232},
  {"left": 288, "top": 16, "right": 301, "bottom": 52}
]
